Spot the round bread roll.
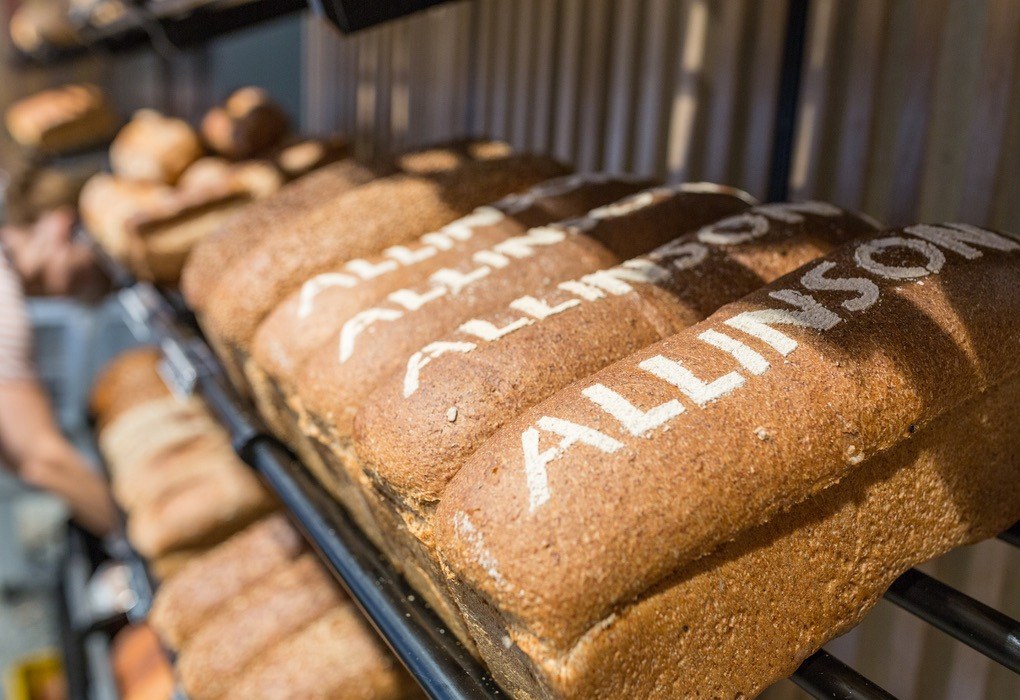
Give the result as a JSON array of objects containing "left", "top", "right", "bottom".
[
  {"left": 200, "top": 87, "right": 289, "bottom": 160},
  {"left": 110, "top": 110, "right": 204, "bottom": 184}
]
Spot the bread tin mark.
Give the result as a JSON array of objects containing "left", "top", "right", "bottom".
[{"left": 519, "top": 223, "right": 1018, "bottom": 513}]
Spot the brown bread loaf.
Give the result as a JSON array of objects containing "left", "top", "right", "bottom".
[
  {"left": 248, "top": 174, "right": 657, "bottom": 444},
  {"left": 435, "top": 223, "right": 1020, "bottom": 698},
  {"left": 88, "top": 347, "right": 166, "bottom": 430},
  {"left": 124, "top": 184, "right": 253, "bottom": 285},
  {"left": 353, "top": 203, "right": 876, "bottom": 641},
  {"left": 4, "top": 84, "right": 119, "bottom": 154},
  {"left": 177, "top": 554, "right": 344, "bottom": 700},
  {"left": 223, "top": 604, "right": 423, "bottom": 700},
  {"left": 78, "top": 174, "right": 176, "bottom": 261},
  {"left": 200, "top": 87, "right": 290, "bottom": 159},
  {"left": 149, "top": 514, "right": 304, "bottom": 649},
  {"left": 125, "top": 439, "right": 276, "bottom": 557},
  {"left": 112, "top": 432, "right": 224, "bottom": 513},
  {"left": 292, "top": 184, "right": 755, "bottom": 637},
  {"left": 109, "top": 110, "right": 204, "bottom": 185},
  {"left": 200, "top": 151, "right": 569, "bottom": 387},
  {"left": 180, "top": 158, "right": 386, "bottom": 315},
  {"left": 111, "top": 624, "right": 175, "bottom": 700}
]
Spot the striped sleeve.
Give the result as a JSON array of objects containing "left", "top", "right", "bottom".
[{"left": 0, "top": 252, "right": 35, "bottom": 383}]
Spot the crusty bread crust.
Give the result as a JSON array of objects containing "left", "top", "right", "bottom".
[
  {"left": 149, "top": 514, "right": 304, "bottom": 649},
  {"left": 435, "top": 224, "right": 1020, "bottom": 696},
  {"left": 248, "top": 175, "right": 656, "bottom": 443},
  {"left": 200, "top": 152, "right": 569, "bottom": 369},
  {"left": 177, "top": 554, "right": 343, "bottom": 700}
]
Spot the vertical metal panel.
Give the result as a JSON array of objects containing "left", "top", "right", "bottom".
[{"left": 631, "top": 0, "right": 681, "bottom": 177}]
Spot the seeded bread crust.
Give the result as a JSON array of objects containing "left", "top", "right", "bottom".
[
  {"left": 200, "top": 152, "right": 568, "bottom": 386},
  {"left": 180, "top": 158, "right": 386, "bottom": 314},
  {"left": 149, "top": 514, "right": 304, "bottom": 649},
  {"left": 248, "top": 176, "right": 653, "bottom": 445},
  {"left": 447, "top": 376, "right": 1020, "bottom": 698},
  {"left": 434, "top": 224, "right": 1020, "bottom": 696},
  {"left": 291, "top": 184, "right": 755, "bottom": 643}
]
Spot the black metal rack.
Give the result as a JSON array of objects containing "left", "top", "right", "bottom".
[
  {"left": 95, "top": 250, "right": 1019, "bottom": 700},
  {"left": 11, "top": 0, "right": 307, "bottom": 67}
]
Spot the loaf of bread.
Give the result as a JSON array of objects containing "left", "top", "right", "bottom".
[
  {"left": 113, "top": 433, "right": 224, "bottom": 513},
  {"left": 353, "top": 201, "right": 876, "bottom": 647},
  {"left": 79, "top": 173, "right": 176, "bottom": 261},
  {"left": 88, "top": 347, "right": 167, "bottom": 429},
  {"left": 126, "top": 438, "right": 276, "bottom": 558},
  {"left": 200, "top": 87, "right": 290, "bottom": 159},
  {"left": 109, "top": 110, "right": 204, "bottom": 185},
  {"left": 150, "top": 545, "right": 211, "bottom": 582},
  {"left": 435, "top": 223, "right": 1020, "bottom": 698},
  {"left": 292, "top": 184, "right": 755, "bottom": 637},
  {"left": 111, "top": 624, "right": 175, "bottom": 700},
  {"left": 4, "top": 84, "right": 118, "bottom": 154},
  {"left": 223, "top": 604, "right": 423, "bottom": 700},
  {"left": 8, "top": 0, "right": 80, "bottom": 54},
  {"left": 248, "top": 175, "right": 657, "bottom": 448},
  {"left": 200, "top": 150, "right": 569, "bottom": 387},
  {"left": 180, "top": 158, "right": 387, "bottom": 316},
  {"left": 123, "top": 183, "right": 253, "bottom": 285},
  {"left": 177, "top": 553, "right": 344, "bottom": 700},
  {"left": 149, "top": 514, "right": 304, "bottom": 649}
]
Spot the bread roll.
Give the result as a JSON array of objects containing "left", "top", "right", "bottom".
[
  {"left": 248, "top": 174, "right": 657, "bottom": 446},
  {"left": 293, "top": 184, "right": 755, "bottom": 639},
  {"left": 4, "top": 84, "right": 118, "bottom": 153},
  {"left": 79, "top": 173, "right": 176, "bottom": 261},
  {"left": 109, "top": 110, "right": 204, "bottom": 185},
  {"left": 149, "top": 514, "right": 304, "bottom": 649},
  {"left": 223, "top": 604, "right": 423, "bottom": 700},
  {"left": 126, "top": 439, "right": 276, "bottom": 557},
  {"left": 435, "top": 223, "right": 1020, "bottom": 698},
  {"left": 353, "top": 202, "right": 875, "bottom": 646},
  {"left": 124, "top": 184, "right": 253, "bottom": 285},
  {"left": 200, "top": 87, "right": 290, "bottom": 159},
  {"left": 200, "top": 150, "right": 569, "bottom": 387},
  {"left": 177, "top": 554, "right": 343, "bottom": 700}
]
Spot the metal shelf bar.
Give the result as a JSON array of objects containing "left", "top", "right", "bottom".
[
  {"left": 884, "top": 568, "right": 1020, "bottom": 673},
  {"left": 792, "top": 650, "right": 897, "bottom": 700}
]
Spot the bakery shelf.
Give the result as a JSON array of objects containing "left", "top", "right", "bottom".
[
  {"left": 10, "top": 0, "right": 307, "bottom": 67},
  {"left": 307, "top": 0, "right": 455, "bottom": 34},
  {"left": 885, "top": 568, "right": 1020, "bottom": 673}
]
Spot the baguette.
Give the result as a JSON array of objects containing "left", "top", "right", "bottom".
[
  {"left": 223, "top": 604, "right": 423, "bottom": 700},
  {"left": 248, "top": 174, "right": 658, "bottom": 446},
  {"left": 149, "top": 514, "right": 304, "bottom": 649},
  {"left": 200, "top": 87, "right": 290, "bottom": 159},
  {"left": 354, "top": 203, "right": 876, "bottom": 645},
  {"left": 109, "top": 110, "right": 204, "bottom": 185},
  {"left": 200, "top": 151, "right": 569, "bottom": 387},
  {"left": 4, "top": 84, "right": 119, "bottom": 154},
  {"left": 293, "top": 184, "right": 755, "bottom": 638},
  {"left": 177, "top": 554, "right": 344, "bottom": 700},
  {"left": 435, "top": 223, "right": 1020, "bottom": 698}
]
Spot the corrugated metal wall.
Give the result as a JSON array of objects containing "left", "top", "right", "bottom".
[
  {"left": 303, "top": 3, "right": 1020, "bottom": 699},
  {"left": 305, "top": 0, "right": 1020, "bottom": 235}
]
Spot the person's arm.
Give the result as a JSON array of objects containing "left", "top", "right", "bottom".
[{"left": 0, "top": 380, "right": 115, "bottom": 536}]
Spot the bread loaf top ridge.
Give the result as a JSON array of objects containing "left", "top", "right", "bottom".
[
  {"left": 180, "top": 158, "right": 388, "bottom": 313},
  {"left": 149, "top": 514, "right": 304, "bottom": 649},
  {"left": 201, "top": 152, "right": 569, "bottom": 354},
  {"left": 251, "top": 174, "right": 656, "bottom": 389},
  {"left": 436, "top": 223, "right": 1020, "bottom": 650},
  {"left": 296, "top": 184, "right": 755, "bottom": 441},
  {"left": 357, "top": 201, "right": 874, "bottom": 509}
]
